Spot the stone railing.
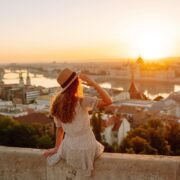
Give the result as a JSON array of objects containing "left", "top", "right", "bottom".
[{"left": 0, "top": 146, "right": 180, "bottom": 180}]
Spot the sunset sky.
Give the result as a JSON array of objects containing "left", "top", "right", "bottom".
[{"left": 0, "top": 0, "right": 180, "bottom": 63}]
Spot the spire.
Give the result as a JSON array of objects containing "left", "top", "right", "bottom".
[
  {"left": 0, "top": 71, "right": 4, "bottom": 84},
  {"left": 128, "top": 63, "right": 139, "bottom": 99},
  {"left": 19, "top": 72, "right": 24, "bottom": 87},
  {"left": 26, "top": 71, "right": 31, "bottom": 86}
]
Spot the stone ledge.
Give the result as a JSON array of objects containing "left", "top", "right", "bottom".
[{"left": 0, "top": 146, "right": 180, "bottom": 180}]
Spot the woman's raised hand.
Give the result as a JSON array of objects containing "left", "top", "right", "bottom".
[
  {"left": 79, "top": 73, "right": 96, "bottom": 87},
  {"left": 79, "top": 72, "right": 112, "bottom": 107}
]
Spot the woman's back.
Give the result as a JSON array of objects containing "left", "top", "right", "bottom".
[
  {"left": 47, "top": 96, "right": 104, "bottom": 176},
  {"left": 54, "top": 96, "right": 97, "bottom": 136},
  {"left": 44, "top": 69, "right": 112, "bottom": 177}
]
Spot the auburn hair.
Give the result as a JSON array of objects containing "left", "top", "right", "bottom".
[{"left": 50, "top": 78, "right": 82, "bottom": 123}]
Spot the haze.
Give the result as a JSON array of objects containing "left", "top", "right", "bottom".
[{"left": 0, "top": 0, "right": 180, "bottom": 63}]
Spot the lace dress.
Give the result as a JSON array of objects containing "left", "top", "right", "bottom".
[{"left": 46, "top": 96, "right": 104, "bottom": 176}]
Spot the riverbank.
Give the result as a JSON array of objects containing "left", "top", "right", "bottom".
[{"left": 93, "top": 75, "right": 180, "bottom": 85}]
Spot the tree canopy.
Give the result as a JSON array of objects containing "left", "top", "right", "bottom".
[
  {"left": 0, "top": 115, "right": 54, "bottom": 149},
  {"left": 120, "top": 118, "right": 180, "bottom": 156}
]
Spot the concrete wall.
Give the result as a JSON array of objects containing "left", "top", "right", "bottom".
[{"left": 0, "top": 146, "right": 180, "bottom": 180}]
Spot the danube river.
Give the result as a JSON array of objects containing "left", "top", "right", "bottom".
[{"left": 2, "top": 69, "right": 180, "bottom": 99}]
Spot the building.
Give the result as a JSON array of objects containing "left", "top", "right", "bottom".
[
  {"left": 113, "top": 92, "right": 130, "bottom": 102},
  {"left": 0, "top": 100, "right": 28, "bottom": 117},
  {"left": 101, "top": 115, "right": 130, "bottom": 146},
  {"left": 36, "top": 95, "right": 52, "bottom": 111},
  {"left": 26, "top": 71, "right": 31, "bottom": 86},
  {"left": 48, "top": 87, "right": 60, "bottom": 95},
  {"left": 128, "top": 63, "right": 147, "bottom": 100},
  {"left": 19, "top": 72, "right": 24, "bottom": 87},
  {"left": 25, "top": 87, "right": 40, "bottom": 104},
  {"left": 105, "top": 99, "right": 155, "bottom": 117},
  {"left": 150, "top": 91, "right": 180, "bottom": 118},
  {"left": 0, "top": 72, "right": 40, "bottom": 104},
  {"left": 111, "top": 117, "right": 131, "bottom": 146},
  {"left": 0, "top": 99, "right": 13, "bottom": 109},
  {"left": 132, "top": 110, "right": 160, "bottom": 128},
  {"left": 0, "top": 70, "right": 4, "bottom": 85}
]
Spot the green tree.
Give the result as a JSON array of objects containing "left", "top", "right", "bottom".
[
  {"left": 0, "top": 116, "right": 18, "bottom": 145},
  {"left": 0, "top": 115, "right": 54, "bottom": 149},
  {"left": 146, "top": 119, "right": 170, "bottom": 155},
  {"left": 37, "top": 134, "right": 54, "bottom": 149},
  {"left": 101, "top": 141, "right": 114, "bottom": 152},
  {"left": 120, "top": 118, "right": 171, "bottom": 155},
  {"left": 91, "top": 111, "right": 102, "bottom": 142},
  {"left": 0, "top": 116, "right": 38, "bottom": 147},
  {"left": 166, "top": 121, "right": 180, "bottom": 155},
  {"left": 8, "top": 123, "right": 38, "bottom": 148},
  {"left": 126, "top": 137, "right": 157, "bottom": 154}
]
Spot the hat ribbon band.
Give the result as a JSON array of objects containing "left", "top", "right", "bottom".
[{"left": 61, "top": 72, "right": 77, "bottom": 88}]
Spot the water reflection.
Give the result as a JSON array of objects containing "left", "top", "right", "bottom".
[
  {"left": 2, "top": 69, "right": 180, "bottom": 98},
  {"left": 98, "top": 78, "right": 180, "bottom": 99},
  {"left": 3, "top": 69, "right": 58, "bottom": 88}
]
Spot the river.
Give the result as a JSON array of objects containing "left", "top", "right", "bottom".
[{"left": 2, "top": 69, "right": 180, "bottom": 99}]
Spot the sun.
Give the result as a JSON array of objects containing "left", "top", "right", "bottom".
[
  {"left": 135, "top": 31, "right": 171, "bottom": 59},
  {"left": 131, "top": 25, "right": 174, "bottom": 60}
]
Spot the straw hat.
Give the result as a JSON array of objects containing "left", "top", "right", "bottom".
[{"left": 57, "top": 68, "right": 79, "bottom": 93}]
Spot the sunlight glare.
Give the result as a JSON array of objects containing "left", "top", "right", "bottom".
[{"left": 131, "top": 24, "right": 174, "bottom": 60}]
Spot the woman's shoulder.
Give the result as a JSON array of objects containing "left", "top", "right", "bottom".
[
  {"left": 78, "top": 96, "right": 98, "bottom": 111},
  {"left": 53, "top": 116, "right": 62, "bottom": 128}
]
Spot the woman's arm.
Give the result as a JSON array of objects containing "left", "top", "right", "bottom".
[
  {"left": 54, "top": 127, "right": 64, "bottom": 149},
  {"left": 79, "top": 73, "right": 112, "bottom": 108},
  {"left": 43, "top": 127, "right": 64, "bottom": 157}
]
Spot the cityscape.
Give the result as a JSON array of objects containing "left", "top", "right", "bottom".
[
  {"left": 0, "top": 0, "right": 180, "bottom": 179},
  {"left": 0, "top": 58, "right": 179, "bottom": 151}
]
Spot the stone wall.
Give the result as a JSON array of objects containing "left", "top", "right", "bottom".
[{"left": 0, "top": 146, "right": 180, "bottom": 180}]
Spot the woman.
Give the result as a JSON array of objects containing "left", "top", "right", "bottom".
[{"left": 43, "top": 68, "right": 112, "bottom": 176}]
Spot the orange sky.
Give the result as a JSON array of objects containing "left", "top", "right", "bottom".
[{"left": 0, "top": 0, "right": 180, "bottom": 63}]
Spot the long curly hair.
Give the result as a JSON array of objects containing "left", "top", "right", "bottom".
[{"left": 50, "top": 78, "right": 83, "bottom": 123}]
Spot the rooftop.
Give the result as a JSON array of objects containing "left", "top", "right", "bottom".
[
  {"left": 14, "top": 112, "right": 52, "bottom": 124},
  {"left": 114, "top": 99, "right": 155, "bottom": 107}
]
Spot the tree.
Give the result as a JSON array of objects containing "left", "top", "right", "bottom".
[
  {"left": 0, "top": 116, "right": 17, "bottom": 145},
  {"left": 0, "top": 115, "right": 54, "bottom": 149},
  {"left": 120, "top": 118, "right": 171, "bottom": 155},
  {"left": 126, "top": 137, "right": 157, "bottom": 154},
  {"left": 101, "top": 141, "right": 114, "bottom": 152},
  {"left": 166, "top": 121, "right": 180, "bottom": 156},
  {"left": 37, "top": 134, "right": 54, "bottom": 149},
  {"left": 153, "top": 96, "right": 164, "bottom": 101},
  {"left": 145, "top": 119, "right": 170, "bottom": 155},
  {"left": 0, "top": 116, "right": 37, "bottom": 147},
  {"left": 91, "top": 111, "right": 102, "bottom": 142},
  {"left": 8, "top": 123, "right": 38, "bottom": 148}
]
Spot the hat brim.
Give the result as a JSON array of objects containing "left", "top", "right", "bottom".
[{"left": 60, "top": 71, "right": 80, "bottom": 94}]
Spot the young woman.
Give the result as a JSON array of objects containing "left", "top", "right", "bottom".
[{"left": 43, "top": 68, "right": 112, "bottom": 176}]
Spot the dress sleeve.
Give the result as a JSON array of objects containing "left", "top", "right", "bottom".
[
  {"left": 53, "top": 117, "right": 62, "bottom": 128},
  {"left": 81, "top": 96, "right": 98, "bottom": 111}
]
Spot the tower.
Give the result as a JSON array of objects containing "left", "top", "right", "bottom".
[
  {"left": 19, "top": 72, "right": 24, "bottom": 87},
  {"left": 26, "top": 71, "right": 31, "bottom": 86},
  {"left": 136, "top": 56, "right": 144, "bottom": 65},
  {"left": 128, "top": 63, "right": 139, "bottom": 99},
  {"left": 0, "top": 71, "right": 4, "bottom": 84}
]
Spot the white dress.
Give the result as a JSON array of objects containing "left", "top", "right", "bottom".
[{"left": 47, "top": 96, "right": 104, "bottom": 176}]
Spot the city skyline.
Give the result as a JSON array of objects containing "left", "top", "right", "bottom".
[{"left": 0, "top": 0, "right": 180, "bottom": 63}]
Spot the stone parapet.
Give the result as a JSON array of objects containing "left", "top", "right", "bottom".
[{"left": 0, "top": 146, "right": 180, "bottom": 180}]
